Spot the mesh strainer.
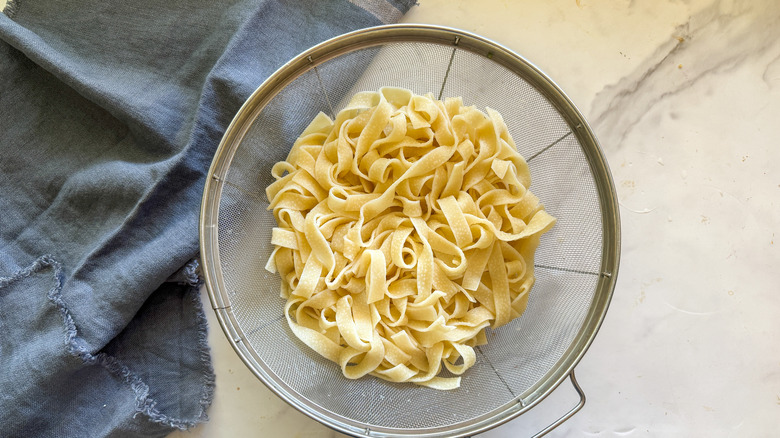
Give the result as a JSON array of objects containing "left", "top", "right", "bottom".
[{"left": 200, "top": 25, "right": 620, "bottom": 437}]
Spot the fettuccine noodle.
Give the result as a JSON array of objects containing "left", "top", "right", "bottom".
[{"left": 265, "top": 88, "right": 555, "bottom": 389}]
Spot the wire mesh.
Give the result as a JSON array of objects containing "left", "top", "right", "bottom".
[{"left": 202, "top": 25, "right": 619, "bottom": 437}]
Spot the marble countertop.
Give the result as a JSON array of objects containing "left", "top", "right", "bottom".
[{"left": 173, "top": 1, "right": 780, "bottom": 436}]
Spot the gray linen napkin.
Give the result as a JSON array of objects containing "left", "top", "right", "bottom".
[{"left": 0, "top": 1, "right": 414, "bottom": 436}]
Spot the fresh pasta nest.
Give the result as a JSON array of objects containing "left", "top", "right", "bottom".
[{"left": 265, "top": 88, "right": 556, "bottom": 390}]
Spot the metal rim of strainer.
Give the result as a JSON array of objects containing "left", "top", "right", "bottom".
[{"left": 200, "top": 24, "right": 620, "bottom": 438}]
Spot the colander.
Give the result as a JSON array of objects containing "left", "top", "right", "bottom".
[{"left": 200, "top": 24, "right": 620, "bottom": 438}]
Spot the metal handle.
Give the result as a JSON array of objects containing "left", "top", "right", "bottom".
[{"left": 528, "top": 371, "right": 586, "bottom": 438}]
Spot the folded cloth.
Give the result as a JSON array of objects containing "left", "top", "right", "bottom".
[{"left": 0, "top": 1, "right": 414, "bottom": 436}]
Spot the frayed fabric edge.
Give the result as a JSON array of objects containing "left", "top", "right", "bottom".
[
  {"left": 188, "top": 281, "right": 217, "bottom": 425},
  {"left": 2, "top": 0, "right": 19, "bottom": 19},
  {"left": 1, "top": 255, "right": 214, "bottom": 431}
]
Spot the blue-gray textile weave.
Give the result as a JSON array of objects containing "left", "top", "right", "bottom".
[{"left": 0, "top": 1, "right": 414, "bottom": 436}]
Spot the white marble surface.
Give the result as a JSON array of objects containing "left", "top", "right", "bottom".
[{"left": 171, "top": 1, "right": 780, "bottom": 436}]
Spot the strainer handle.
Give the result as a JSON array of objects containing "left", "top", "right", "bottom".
[{"left": 530, "top": 370, "right": 586, "bottom": 438}]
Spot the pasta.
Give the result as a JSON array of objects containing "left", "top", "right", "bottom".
[{"left": 265, "top": 88, "right": 555, "bottom": 389}]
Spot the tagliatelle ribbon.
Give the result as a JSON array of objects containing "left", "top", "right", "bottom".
[{"left": 265, "top": 88, "right": 555, "bottom": 389}]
